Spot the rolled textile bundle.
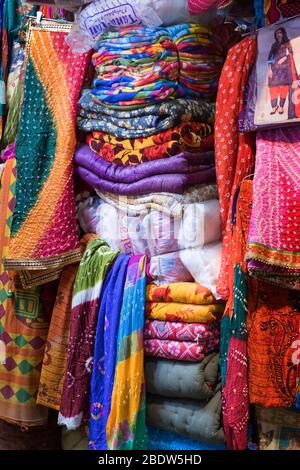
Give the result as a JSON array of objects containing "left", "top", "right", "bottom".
[
  {"left": 144, "top": 338, "right": 219, "bottom": 362},
  {"left": 147, "top": 392, "right": 225, "bottom": 445},
  {"left": 86, "top": 123, "right": 213, "bottom": 166},
  {"left": 145, "top": 302, "right": 224, "bottom": 323},
  {"left": 145, "top": 353, "right": 220, "bottom": 400},
  {"left": 78, "top": 90, "right": 215, "bottom": 137},
  {"left": 144, "top": 319, "right": 220, "bottom": 342}
]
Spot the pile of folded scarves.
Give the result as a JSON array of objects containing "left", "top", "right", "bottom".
[{"left": 143, "top": 282, "right": 225, "bottom": 445}]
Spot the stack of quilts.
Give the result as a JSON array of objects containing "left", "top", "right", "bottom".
[{"left": 143, "top": 282, "right": 225, "bottom": 445}]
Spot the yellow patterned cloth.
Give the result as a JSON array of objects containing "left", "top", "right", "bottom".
[{"left": 145, "top": 302, "right": 224, "bottom": 323}]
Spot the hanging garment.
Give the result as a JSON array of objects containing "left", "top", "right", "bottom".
[
  {"left": 144, "top": 338, "right": 219, "bottom": 362},
  {"left": 146, "top": 282, "right": 217, "bottom": 305},
  {"left": 89, "top": 254, "right": 130, "bottom": 450},
  {"left": 37, "top": 235, "right": 95, "bottom": 411},
  {"left": 145, "top": 302, "right": 224, "bottom": 323},
  {"left": 144, "top": 319, "right": 219, "bottom": 342},
  {"left": 247, "top": 277, "right": 300, "bottom": 408},
  {"left": 0, "top": 158, "right": 49, "bottom": 426},
  {"left": 188, "top": 0, "right": 233, "bottom": 14},
  {"left": 5, "top": 20, "right": 90, "bottom": 280},
  {"left": 220, "top": 180, "right": 253, "bottom": 450},
  {"left": 106, "top": 255, "right": 147, "bottom": 450},
  {"left": 246, "top": 127, "right": 300, "bottom": 289},
  {"left": 58, "top": 239, "right": 118, "bottom": 430},
  {"left": 215, "top": 36, "right": 256, "bottom": 300}
]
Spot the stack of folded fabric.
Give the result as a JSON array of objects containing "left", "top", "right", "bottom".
[{"left": 143, "top": 282, "right": 225, "bottom": 445}]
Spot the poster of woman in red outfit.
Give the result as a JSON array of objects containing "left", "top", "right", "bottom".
[{"left": 255, "top": 17, "right": 300, "bottom": 126}]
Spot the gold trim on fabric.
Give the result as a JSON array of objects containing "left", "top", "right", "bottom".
[{"left": 5, "top": 248, "right": 82, "bottom": 271}]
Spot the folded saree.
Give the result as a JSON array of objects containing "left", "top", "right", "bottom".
[
  {"left": 106, "top": 256, "right": 147, "bottom": 450},
  {"left": 144, "top": 319, "right": 220, "bottom": 342},
  {"left": 5, "top": 22, "right": 90, "bottom": 275},
  {"left": 145, "top": 302, "right": 224, "bottom": 323},
  {"left": 89, "top": 254, "right": 130, "bottom": 450},
  {"left": 86, "top": 123, "right": 213, "bottom": 166},
  {"left": 146, "top": 282, "right": 217, "bottom": 305},
  {"left": 246, "top": 127, "right": 300, "bottom": 284},
  {"left": 144, "top": 339, "right": 218, "bottom": 362},
  {"left": 58, "top": 239, "right": 118, "bottom": 430},
  {"left": 78, "top": 90, "right": 215, "bottom": 138}
]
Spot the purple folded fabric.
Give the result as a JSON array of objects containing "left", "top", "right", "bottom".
[
  {"left": 74, "top": 144, "right": 215, "bottom": 184},
  {"left": 75, "top": 165, "right": 216, "bottom": 195}
]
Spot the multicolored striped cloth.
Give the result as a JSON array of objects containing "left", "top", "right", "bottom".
[
  {"left": 106, "top": 255, "right": 147, "bottom": 450},
  {"left": 91, "top": 24, "right": 224, "bottom": 107},
  {"left": 5, "top": 21, "right": 90, "bottom": 281},
  {"left": 58, "top": 239, "right": 118, "bottom": 430}
]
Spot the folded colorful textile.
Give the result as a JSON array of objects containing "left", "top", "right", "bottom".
[
  {"left": 246, "top": 127, "right": 300, "bottom": 284},
  {"left": 145, "top": 353, "right": 220, "bottom": 400},
  {"left": 58, "top": 239, "right": 118, "bottom": 430},
  {"left": 145, "top": 302, "right": 224, "bottom": 323},
  {"left": 91, "top": 24, "right": 224, "bottom": 106},
  {"left": 144, "top": 319, "right": 219, "bottom": 342},
  {"left": 86, "top": 123, "right": 213, "bottom": 166},
  {"left": 76, "top": 162, "right": 215, "bottom": 196},
  {"left": 96, "top": 184, "right": 219, "bottom": 217},
  {"left": 144, "top": 338, "right": 218, "bottom": 362},
  {"left": 5, "top": 21, "right": 90, "bottom": 275},
  {"left": 106, "top": 256, "right": 147, "bottom": 450},
  {"left": 146, "top": 282, "right": 217, "bottom": 305},
  {"left": 78, "top": 90, "right": 215, "bottom": 137},
  {"left": 89, "top": 254, "right": 130, "bottom": 450},
  {"left": 75, "top": 143, "right": 215, "bottom": 183}
]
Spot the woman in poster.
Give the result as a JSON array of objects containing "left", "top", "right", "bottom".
[{"left": 267, "top": 27, "right": 294, "bottom": 115}]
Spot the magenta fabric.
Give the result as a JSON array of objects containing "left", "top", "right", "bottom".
[
  {"left": 144, "top": 319, "right": 220, "bottom": 342},
  {"left": 144, "top": 338, "right": 219, "bottom": 362}
]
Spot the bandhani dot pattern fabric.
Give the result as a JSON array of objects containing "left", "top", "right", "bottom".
[
  {"left": 5, "top": 22, "right": 90, "bottom": 275},
  {"left": 215, "top": 36, "right": 256, "bottom": 300}
]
